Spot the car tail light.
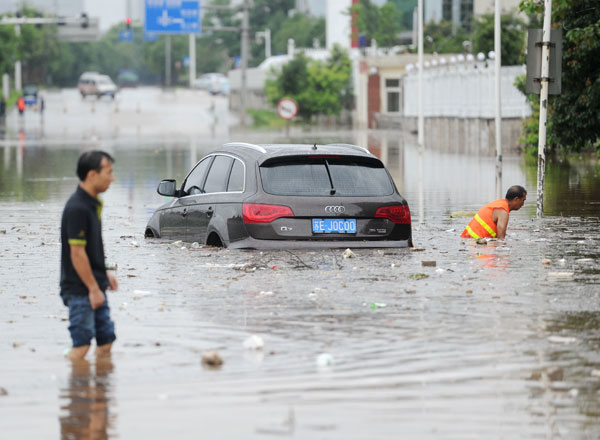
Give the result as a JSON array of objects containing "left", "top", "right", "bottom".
[
  {"left": 375, "top": 205, "right": 411, "bottom": 224},
  {"left": 243, "top": 203, "right": 294, "bottom": 223}
]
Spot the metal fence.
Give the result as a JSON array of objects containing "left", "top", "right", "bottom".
[{"left": 403, "top": 63, "right": 531, "bottom": 119}]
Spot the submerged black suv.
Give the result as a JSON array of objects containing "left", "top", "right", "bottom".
[{"left": 145, "top": 143, "right": 412, "bottom": 249}]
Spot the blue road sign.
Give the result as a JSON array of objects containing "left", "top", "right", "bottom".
[
  {"left": 144, "top": 30, "right": 158, "bottom": 41},
  {"left": 119, "top": 30, "right": 134, "bottom": 41},
  {"left": 145, "top": 0, "right": 201, "bottom": 35},
  {"left": 182, "top": 56, "right": 190, "bottom": 67}
]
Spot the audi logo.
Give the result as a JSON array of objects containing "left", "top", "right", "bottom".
[{"left": 325, "top": 205, "right": 345, "bottom": 214}]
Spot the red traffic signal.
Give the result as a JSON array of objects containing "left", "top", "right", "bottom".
[{"left": 125, "top": 17, "right": 131, "bottom": 29}]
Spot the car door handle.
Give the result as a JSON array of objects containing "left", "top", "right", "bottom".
[
  {"left": 207, "top": 207, "right": 213, "bottom": 217},
  {"left": 181, "top": 208, "right": 187, "bottom": 217}
]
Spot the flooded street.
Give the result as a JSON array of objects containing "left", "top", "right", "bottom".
[{"left": 1, "top": 89, "right": 600, "bottom": 439}]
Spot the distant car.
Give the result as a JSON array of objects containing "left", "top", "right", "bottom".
[
  {"left": 23, "top": 84, "right": 38, "bottom": 106},
  {"left": 118, "top": 69, "right": 139, "bottom": 88},
  {"left": 78, "top": 72, "right": 118, "bottom": 99},
  {"left": 145, "top": 143, "right": 413, "bottom": 249},
  {"left": 193, "top": 73, "right": 229, "bottom": 95}
]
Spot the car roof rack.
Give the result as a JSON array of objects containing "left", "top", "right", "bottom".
[
  {"left": 325, "top": 143, "right": 370, "bottom": 154},
  {"left": 223, "top": 142, "right": 267, "bottom": 154}
]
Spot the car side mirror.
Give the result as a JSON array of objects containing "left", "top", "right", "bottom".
[{"left": 157, "top": 179, "right": 177, "bottom": 197}]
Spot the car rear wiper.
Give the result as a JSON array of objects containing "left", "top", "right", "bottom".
[{"left": 324, "top": 160, "right": 336, "bottom": 195}]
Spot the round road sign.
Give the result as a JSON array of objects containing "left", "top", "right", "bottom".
[{"left": 277, "top": 97, "right": 298, "bottom": 120}]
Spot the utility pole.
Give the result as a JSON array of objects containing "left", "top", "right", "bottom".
[
  {"left": 189, "top": 34, "right": 196, "bottom": 87},
  {"left": 536, "top": 0, "right": 553, "bottom": 217},
  {"left": 14, "top": 24, "right": 22, "bottom": 92},
  {"left": 494, "top": 0, "right": 502, "bottom": 198},
  {"left": 240, "top": 0, "right": 249, "bottom": 128},
  {"left": 417, "top": 0, "right": 424, "bottom": 224},
  {"left": 165, "top": 35, "right": 171, "bottom": 87}
]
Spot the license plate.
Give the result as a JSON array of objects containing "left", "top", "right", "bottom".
[{"left": 312, "top": 218, "right": 357, "bottom": 234}]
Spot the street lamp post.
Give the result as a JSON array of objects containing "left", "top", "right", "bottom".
[
  {"left": 494, "top": 0, "right": 503, "bottom": 199},
  {"left": 256, "top": 29, "right": 271, "bottom": 59}
]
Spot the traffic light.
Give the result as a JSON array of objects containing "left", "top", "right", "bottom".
[
  {"left": 80, "top": 12, "right": 89, "bottom": 28},
  {"left": 125, "top": 17, "right": 131, "bottom": 30}
]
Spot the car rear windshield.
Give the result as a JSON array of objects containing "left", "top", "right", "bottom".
[{"left": 260, "top": 157, "right": 394, "bottom": 197}]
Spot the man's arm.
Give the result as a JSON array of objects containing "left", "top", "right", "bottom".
[
  {"left": 494, "top": 209, "right": 509, "bottom": 239},
  {"left": 70, "top": 244, "right": 105, "bottom": 309}
]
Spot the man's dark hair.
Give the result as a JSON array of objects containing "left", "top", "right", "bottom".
[
  {"left": 76, "top": 150, "right": 114, "bottom": 181},
  {"left": 505, "top": 185, "right": 527, "bottom": 200}
]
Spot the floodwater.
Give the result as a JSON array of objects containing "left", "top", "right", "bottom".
[{"left": 1, "top": 90, "right": 600, "bottom": 439}]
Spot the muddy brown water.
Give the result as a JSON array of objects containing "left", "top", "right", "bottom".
[{"left": 1, "top": 132, "right": 599, "bottom": 439}]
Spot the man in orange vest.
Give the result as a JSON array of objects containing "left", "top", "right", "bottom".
[
  {"left": 461, "top": 185, "right": 527, "bottom": 239},
  {"left": 17, "top": 95, "right": 25, "bottom": 116}
]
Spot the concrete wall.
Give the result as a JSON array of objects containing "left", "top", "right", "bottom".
[{"left": 375, "top": 116, "right": 524, "bottom": 155}]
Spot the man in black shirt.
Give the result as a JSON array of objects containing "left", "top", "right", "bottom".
[{"left": 60, "top": 150, "right": 118, "bottom": 360}]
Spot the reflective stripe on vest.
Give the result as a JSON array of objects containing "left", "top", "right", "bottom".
[
  {"left": 474, "top": 214, "right": 496, "bottom": 237},
  {"left": 461, "top": 199, "right": 509, "bottom": 239},
  {"left": 464, "top": 225, "right": 480, "bottom": 239}
]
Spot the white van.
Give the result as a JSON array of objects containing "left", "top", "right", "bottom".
[{"left": 78, "top": 72, "right": 118, "bottom": 99}]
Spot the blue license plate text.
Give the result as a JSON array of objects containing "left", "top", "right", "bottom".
[{"left": 312, "top": 218, "right": 357, "bottom": 234}]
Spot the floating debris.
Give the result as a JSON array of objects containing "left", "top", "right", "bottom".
[
  {"left": 201, "top": 350, "right": 224, "bottom": 368},
  {"left": 450, "top": 211, "right": 476, "bottom": 218},
  {"left": 548, "top": 336, "right": 577, "bottom": 344},
  {"left": 316, "top": 353, "right": 334, "bottom": 367},
  {"left": 243, "top": 335, "right": 264, "bottom": 350},
  {"left": 529, "top": 367, "right": 563, "bottom": 382},
  {"left": 476, "top": 238, "right": 487, "bottom": 245},
  {"left": 259, "top": 290, "right": 274, "bottom": 296},
  {"left": 541, "top": 258, "right": 552, "bottom": 265},
  {"left": 410, "top": 273, "right": 429, "bottom": 280},
  {"left": 369, "top": 302, "right": 387, "bottom": 310},
  {"left": 422, "top": 260, "right": 436, "bottom": 267},
  {"left": 233, "top": 263, "right": 258, "bottom": 273},
  {"left": 548, "top": 272, "right": 574, "bottom": 281},
  {"left": 342, "top": 248, "right": 356, "bottom": 259}
]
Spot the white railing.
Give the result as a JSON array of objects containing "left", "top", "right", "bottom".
[{"left": 403, "top": 63, "right": 531, "bottom": 119}]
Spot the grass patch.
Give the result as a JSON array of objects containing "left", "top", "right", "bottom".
[{"left": 247, "top": 109, "right": 287, "bottom": 130}]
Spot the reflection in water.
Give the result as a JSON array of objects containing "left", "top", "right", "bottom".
[{"left": 59, "top": 358, "right": 114, "bottom": 440}]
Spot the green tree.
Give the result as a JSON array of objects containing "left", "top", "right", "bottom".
[
  {"left": 472, "top": 13, "right": 526, "bottom": 66},
  {"left": 374, "top": 3, "right": 404, "bottom": 46},
  {"left": 271, "top": 13, "right": 325, "bottom": 56},
  {"left": 265, "top": 46, "right": 352, "bottom": 121},
  {"left": 519, "top": 0, "right": 600, "bottom": 152},
  {"left": 423, "top": 21, "right": 471, "bottom": 53},
  {"left": 0, "top": 21, "right": 19, "bottom": 77},
  {"left": 351, "top": 0, "right": 405, "bottom": 46}
]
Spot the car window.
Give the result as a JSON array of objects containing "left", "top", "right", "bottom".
[
  {"left": 260, "top": 162, "right": 331, "bottom": 196},
  {"left": 227, "top": 159, "right": 244, "bottom": 192},
  {"left": 260, "top": 158, "right": 394, "bottom": 196},
  {"left": 183, "top": 156, "right": 213, "bottom": 195},
  {"left": 328, "top": 159, "right": 394, "bottom": 196},
  {"left": 204, "top": 155, "right": 233, "bottom": 193}
]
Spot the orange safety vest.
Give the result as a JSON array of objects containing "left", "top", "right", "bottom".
[
  {"left": 17, "top": 98, "right": 25, "bottom": 111},
  {"left": 461, "top": 199, "right": 509, "bottom": 239}
]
